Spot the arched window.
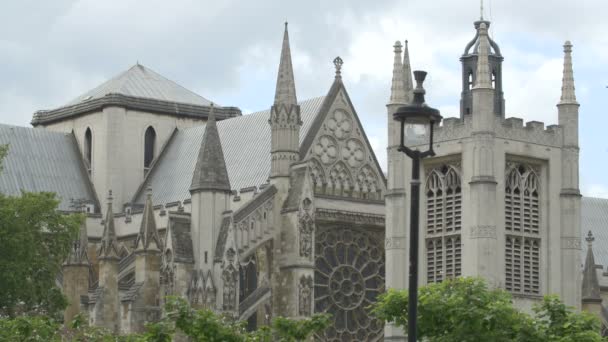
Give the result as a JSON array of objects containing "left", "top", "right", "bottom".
[
  {"left": 505, "top": 163, "right": 540, "bottom": 295},
  {"left": 492, "top": 71, "right": 497, "bottom": 89},
  {"left": 84, "top": 128, "right": 92, "bottom": 174},
  {"left": 425, "top": 164, "right": 462, "bottom": 283},
  {"left": 468, "top": 71, "right": 473, "bottom": 90},
  {"left": 144, "top": 126, "right": 156, "bottom": 172}
]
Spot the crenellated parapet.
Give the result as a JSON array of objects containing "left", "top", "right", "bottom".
[{"left": 495, "top": 117, "right": 563, "bottom": 147}]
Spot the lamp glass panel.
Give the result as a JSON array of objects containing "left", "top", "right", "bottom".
[{"left": 403, "top": 122, "right": 429, "bottom": 149}]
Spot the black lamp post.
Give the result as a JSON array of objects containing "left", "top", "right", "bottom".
[{"left": 393, "top": 70, "right": 442, "bottom": 342}]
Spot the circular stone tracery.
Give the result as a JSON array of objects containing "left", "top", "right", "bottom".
[{"left": 315, "top": 227, "right": 385, "bottom": 342}]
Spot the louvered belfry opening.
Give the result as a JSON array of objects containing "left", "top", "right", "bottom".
[
  {"left": 505, "top": 163, "right": 541, "bottom": 295},
  {"left": 425, "top": 164, "right": 462, "bottom": 283}
]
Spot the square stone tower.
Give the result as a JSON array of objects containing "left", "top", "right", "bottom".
[{"left": 385, "top": 20, "right": 581, "bottom": 341}]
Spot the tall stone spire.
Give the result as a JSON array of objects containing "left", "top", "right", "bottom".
[
  {"left": 582, "top": 231, "right": 601, "bottom": 302},
  {"left": 135, "top": 187, "right": 160, "bottom": 251},
  {"left": 389, "top": 41, "right": 407, "bottom": 105},
  {"left": 559, "top": 41, "right": 578, "bottom": 105},
  {"left": 269, "top": 23, "right": 301, "bottom": 180},
  {"left": 190, "top": 104, "right": 231, "bottom": 193},
  {"left": 474, "top": 23, "right": 492, "bottom": 89},
  {"left": 99, "top": 190, "right": 118, "bottom": 258},
  {"left": 403, "top": 40, "right": 414, "bottom": 103},
  {"left": 274, "top": 22, "right": 297, "bottom": 106}
]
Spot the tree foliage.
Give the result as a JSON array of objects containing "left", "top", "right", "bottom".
[
  {"left": 0, "top": 144, "right": 83, "bottom": 317},
  {"left": 373, "top": 277, "right": 606, "bottom": 342}
]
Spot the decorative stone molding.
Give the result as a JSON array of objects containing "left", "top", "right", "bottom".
[
  {"left": 298, "top": 275, "right": 313, "bottom": 316},
  {"left": 385, "top": 236, "right": 407, "bottom": 249},
  {"left": 315, "top": 208, "right": 384, "bottom": 227},
  {"left": 327, "top": 109, "right": 353, "bottom": 140},
  {"left": 470, "top": 225, "right": 497, "bottom": 239},
  {"left": 298, "top": 199, "right": 315, "bottom": 260},
  {"left": 314, "top": 135, "right": 338, "bottom": 165},
  {"left": 561, "top": 237, "right": 581, "bottom": 250}
]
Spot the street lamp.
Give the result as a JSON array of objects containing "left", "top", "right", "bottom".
[{"left": 393, "top": 70, "right": 442, "bottom": 342}]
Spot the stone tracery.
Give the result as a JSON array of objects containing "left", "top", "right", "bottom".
[{"left": 314, "top": 226, "right": 385, "bottom": 341}]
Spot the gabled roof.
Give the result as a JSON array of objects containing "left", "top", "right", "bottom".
[
  {"left": 32, "top": 64, "right": 241, "bottom": 126},
  {"left": 0, "top": 124, "right": 98, "bottom": 211},
  {"left": 67, "top": 64, "right": 212, "bottom": 107},
  {"left": 133, "top": 96, "right": 325, "bottom": 205}
]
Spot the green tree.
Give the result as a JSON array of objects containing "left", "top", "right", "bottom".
[
  {"left": 0, "top": 146, "right": 83, "bottom": 317},
  {"left": 372, "top": 277, "right": 605, "bottom": 342}
]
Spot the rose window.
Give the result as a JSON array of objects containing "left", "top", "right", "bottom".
[
  {"left": 315, "top": 226, "right": 385, "bottom": 341},
  {"left": 314, "top": 135, "right": 338, "bottom": 165},
  {"left": 342, "top": 139, "right": 365, "bottom": 168},
  {"left": 327, "top": 110, "right": 353, "bottom": 140}
]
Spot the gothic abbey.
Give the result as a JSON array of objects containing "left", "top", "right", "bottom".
[{"left": 0, "top": 15, "right": 607, "bottom": 342}]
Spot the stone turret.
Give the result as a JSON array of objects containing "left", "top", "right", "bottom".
[
  {"left": 62, "top": 218, "right": 90, "bottom": 323},
  {"left": 269, "top": 22, "right": 302, "bottom": 185},
  {"left": 93, "top": 191, "right": 120, "bottom": 332},
  {"left": 385, "top": 40, "right": 410, "bottom": 342},
  {"left": 468, "top": 22, "right": 500, "bottom": 285},
  {"left": 582, "top": 231, "right": 602, "bottom": 317},
  {"left": 460, "top": 19, "right": 504, "bottom": 117},
  {"left": 190, "top": 105, "right": 231, "bottom": 286},
  {"left": 558, "top": 40, "right": 582, "bottom": 308},
  {"left": 131, "top": 187, "right": 161, "bottom": 332}
]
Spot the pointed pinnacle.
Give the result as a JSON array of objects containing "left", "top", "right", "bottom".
[
  {"left": 559, "top": 40, "right": 578, "bottom": 105},
  {"left": 274, "top": 22, "right": 297, "bottom": 105},
  {"left": 403, "top": 39, "right": 414, "bottom": 103},
  {"left": 473, "top": 23, "right": 492, "bottom": 89},
  {"left": 389, "top": 41, "right": 407, "bottom": 105}
]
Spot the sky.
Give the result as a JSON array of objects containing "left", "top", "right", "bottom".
[{"left": 1, "top": 0, "right": 607, "bottom": 198}]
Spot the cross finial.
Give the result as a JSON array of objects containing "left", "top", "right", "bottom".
[
  {"left": 333, "top": 56, "right": 343, "bottom": 79},
  {"left": 107, "top": 190, "right": 113, "bottom": 203},
  {"left": 146, "top": 186, "right": 152, "bottom": 199},
  {"left": 586, "top": 230, "right": 595, "bottom": 245}
]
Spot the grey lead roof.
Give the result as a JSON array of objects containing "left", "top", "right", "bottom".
[
  {"left": 134, "top": 96, "right": 325, "bottom": 205},
  {"left": 66, "top": 64, "right": 213, "bottom": 107},
  {"left": 582, "top": 197, "right": 608, "bottom": 268},
  {"left": 0, "top": 124, "right": 98, "bottom": 211}
]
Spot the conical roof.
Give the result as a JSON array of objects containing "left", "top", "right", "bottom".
[
  {"left": 189, "top": 107, "right": 231, "bottom": 193},
  {"left": 66, "top": 64, "right": 212, "bottom": 107},
  {"left": 274, "top": 23, "right": 298, "bottom": 106}
]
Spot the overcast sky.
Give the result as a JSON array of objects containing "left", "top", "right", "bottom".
[{"left": 1, "top": 0, "right": 607, "bottom": 198}]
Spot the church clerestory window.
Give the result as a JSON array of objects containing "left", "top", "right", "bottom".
[
  {"left": 144, "top": 126, "right": 156, "bottom": 174},
  {"left": 84, "top": 128, "right": 92, "bottom": 175},
  {"left": 505, "top": 163, "right": 541, "bottom": 295},
  {"left": 425, "top": 164, "right": 462, "bottom": 284}
]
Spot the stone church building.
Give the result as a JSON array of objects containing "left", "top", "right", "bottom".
[{"left": 1, "top": 16, "right": 608, "bottom": 341}]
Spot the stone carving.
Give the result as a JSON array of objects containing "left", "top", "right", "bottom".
[
  {"left": 299, "top": 275, "right": 313, "bottom": 316},
  {"left": 222, "top": 263, "right": 238, "bottom": 312},
  {"left": 160, "top": 250, "right": 175, "bottom": 298},
  {"left": 309, "top": 158, "right": 326, "bottom": 193},
  {"left": 327, "top": 162, "right": 352, "bottom": 197},
  {"left": 355, "top": 164, "right": 380, "bottom": 199},
  {"left": 298, "top": 199, "right": 315, "bottom": 259},
  {"left": 342, "top": 139, "right": 365, "bottom": 168},
  {"left": 470, "top": 225, "right": 497, "bottom": 239},
  {"left": 314, "top": 135, "right": 338, "bottom": 165},
  {"left": 315, "top": 208, "right": 384, "bottom": 226},
  {"left": 315, "top": 226, "right": 384, "bottom": 341},
  {"left": 326, "top": 109, "right": 352, "bottom": 140},
  {"left": 561, "top": 237, "right": 581, "bottom": 250}
]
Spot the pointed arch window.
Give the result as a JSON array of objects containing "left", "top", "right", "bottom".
[
  {"left": 425, "top": 164, "right": 462, "bottom": 283},
  {"left": 84, "top": 128, "right": 92, "bottom": 175},
  {"left": 144, "top": 126, "right": 156, "bottom": 174},
  {"left": 505, "top": 163, "right": 541, "bottom": 295},
  {"left": 468, "top": 71, "right": 473, "bottom": 90}
]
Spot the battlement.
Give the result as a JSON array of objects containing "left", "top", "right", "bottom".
[
  {"left": 496, "top": 116, "right": 563, "bottom": 147},
  {"left": 407, "top": 114, "right": 563, "bottom": 148}
]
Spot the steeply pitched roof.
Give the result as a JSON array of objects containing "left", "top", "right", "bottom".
[
  {"left": 582, "top": 197, "right": 608, "bottom": 268},
  {"left": 31, "top": 64, "right": 242, "bottom": 126},
  {"left": 0, "top": 124, "right": 98, "bottom": 211},
  {"left": 67, "top": 64, "right": 212, "bottom": 107},
  {"left": 133, "top": 96, "right": 325, "bottom": 205},
  {"left": 190, "top": 108, "right": 231, "bottom": 193}
]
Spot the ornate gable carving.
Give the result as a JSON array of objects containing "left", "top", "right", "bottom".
[{"left": 303, "top": 89, "right": 385, "bottom": 201}]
